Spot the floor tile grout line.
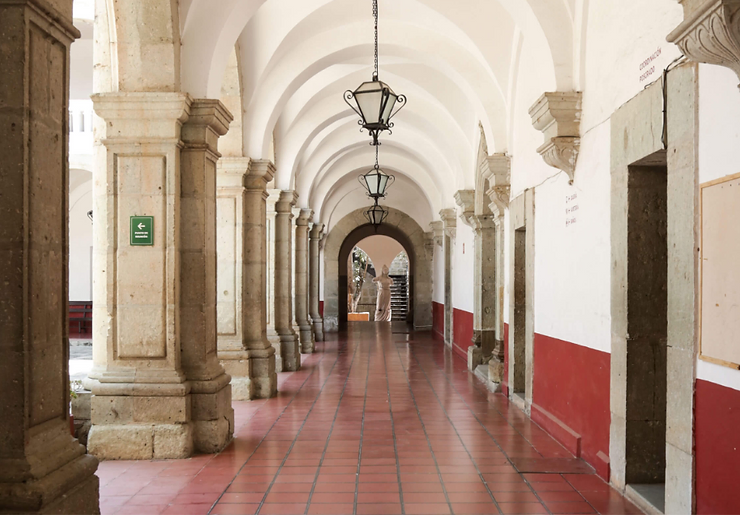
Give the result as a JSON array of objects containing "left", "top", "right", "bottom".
[
  {"left": 560, "top": 472, "right": 606, "bottom": 514},
  {"left": 391, "top": 340, "right": 455, "bottom": 515},
  {"left": 206, "top": 343, "right": 332, "bottom": 515},
  {"left": 405, "top": 346, "right": 505, "bottom": 515},
  {"left": 253, "top": 342, "right": 351, "bottom": 515},
  {"left": 303, "top": 337, "right": 363, "bottom": 514},
  {"left": 380, "top": 335, "right": 405, "bottom": 514},
  {"left": 353, "top": 335, "right": 372, "bottom": 515},
  {"left": 417, "top": 344, "right": 554, "bottom": 515}
]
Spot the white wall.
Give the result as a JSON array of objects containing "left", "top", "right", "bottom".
[
  {"left": 697, "top": 64, "right": 740, "bottom": 393},
  {"left": 452, "top": 221, "right": 475, "bottom": 314},
  {"left": 69, "top": 172, "right": 93, "bottom": 301}
]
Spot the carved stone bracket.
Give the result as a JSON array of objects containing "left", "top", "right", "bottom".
[
  {"left": 668, "top": 0, "right": 740, "bottom": 86},
  {"left": 454, "top": 190, "right": 476, "bottom": 227},
  {"left": 482, "top": 154, "right": 511, "bottom": 217},
  {"left": 429, "top": 221, "right": 444, "bottom": 247},
  {"left": 529, "top": 92, "right": 582, "bottom": 184},
  {"left": 440, "top": 208, "right": 457, "bottom": 239}
]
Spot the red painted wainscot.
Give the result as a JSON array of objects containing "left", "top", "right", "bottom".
[
  {"left": 452, "top": 308, "right": 473, "bottom": 361},
  {"left": 432, "top": 301, "right": 445, "bottom": 337},
  {"left": 696, "top": 379, "right": 740, "bottom": 515},
  {"left": 319, "top": 300, "right": 324, "bottom": 317},
  {"left": 531, "top": 334, "right": 611, "bottom": 480},
  {"left": 502, "top": 323, "right": 509, "bottom": 397}
]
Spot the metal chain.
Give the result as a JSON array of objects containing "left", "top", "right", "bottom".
[
  {"left": 375, "top": 143, "right": 379, "bottom": 169},
  {"left": 373, "top": 0, "right": 379, "bottom": 80}
]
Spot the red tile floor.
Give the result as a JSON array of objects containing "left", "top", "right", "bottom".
[{"left": 97, "top": 324, "right": 641, "bottom": 515}]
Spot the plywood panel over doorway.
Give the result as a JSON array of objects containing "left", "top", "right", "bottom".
[{"left": 700, "top": 172, "right": 740, "bottom": 370}]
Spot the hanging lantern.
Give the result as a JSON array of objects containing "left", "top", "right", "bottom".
[
  {"left": 359, "top": 146, "right": 395, "bottom": 199},
  {"left": 364, "top": 200, "right": 389, "bottom": 228},
  {"left": 343, "top": 0, "right": 406, "bottom": 146}
]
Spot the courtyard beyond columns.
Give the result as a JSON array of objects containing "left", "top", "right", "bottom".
[{"left": 94, "top": 324, "right": 641, "bottom": 515}]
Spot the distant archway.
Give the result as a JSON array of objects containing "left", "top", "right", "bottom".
[{"left": 323, "top": 207, "right": 433, "bottom": 332}]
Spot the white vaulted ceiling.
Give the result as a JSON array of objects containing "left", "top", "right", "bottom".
[{"left": 178, "top": 0, "right": 580, "bottom": 228}]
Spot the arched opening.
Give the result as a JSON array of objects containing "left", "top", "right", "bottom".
[{"left": 338, "top": 224, "right": 416, "bottom": 331}]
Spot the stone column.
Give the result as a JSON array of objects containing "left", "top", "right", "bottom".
[
  {"left": 291, "top": 206, "right": 302, "bottom": 339},
  {"left": 88, "top": 93, "right": 232, "bottom": 459},
  {"left": 440, "top": 209, "right": 457, "bottom": 347},
  {"left": 472, "top": 216, "right": 498, "bottom": 365},
  {"left": 179, "top": 100, "right": 234, "bottom": 453},
  {"left": 274, "top": 192, "right": 301, "bottom": 370},
  {"left": 0, "top": 1, "right": 99, "bottom": 511},
  {"left": 309, "top": 224, "right": 325, "bottom": 341},
  {"left": 266, "top": 190, "right": 283, "bottom": 371},
  {"left": 217, "top": 160, "right": 277, "bottom": 399},
  {"left": 295, "top": 209, "right": 315, "bottom": 352}
]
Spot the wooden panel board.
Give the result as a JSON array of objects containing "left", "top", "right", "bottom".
[{"left": 700, "top": 172, "right": 740, "bottom": 370}]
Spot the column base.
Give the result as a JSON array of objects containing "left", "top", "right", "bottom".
[
  {"left": 249, "top": 348, "right": 278, "bottom": 399},
  {"left": 299, "top": 323, "right": 315, "bottom": 354},
  {"left": 312, "top": 318, "right": 324, "bottom": 341},
  {"left": 489, "top": 356, "right": 505, "bottom": 384},
  {"left": 0, "top": 428, "right": 100, "bottom": 514},
  {"left": 219, "top": 356, "right": 253, "bottom": 401},
  {"left": 190, "top": 374, "right": 234, "bottom": 454},
  {"left": 267, "top": 327, "right": 283, "bottom": 372},
  {"left": 279, "top": 331, "right": 301, "bottom": 371},
  {"left": 467, "top": 345, "right": 483, "bottom": 371},
  {"left": 87, "top": 379, "right": 194, "bottom": 460}
]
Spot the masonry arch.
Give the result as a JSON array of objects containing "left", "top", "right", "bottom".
[{"left": 323, "top": 207, "right": 433, "bottom": 332}]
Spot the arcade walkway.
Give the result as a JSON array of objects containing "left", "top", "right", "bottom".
[{"left": 96, "top": 325, "right": 640, "bottom": 515}]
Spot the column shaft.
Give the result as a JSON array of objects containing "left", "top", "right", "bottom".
[
  {"left": 217, "top": 159, "right": 277, "bottom": 400},
  {"left": 295, "top": 210, "right": 315, "bottom": 352},
  {"left": 474, "top": 217, "right": 497, "bottom": 360},
  {"left": 309, "top": 224, "right": 325, "bottom": 341},
  {"left": 274, "top": 192, "right": 301, "bottom": 371},
  {"left": 266, "top": 190, "right": 283, "bottom": 371},
  {"left": 179, "top": 100, "right": 234, "bottom": 452},
  {"left": 0, "top": 1, "right": 99, "bottom": 511}
]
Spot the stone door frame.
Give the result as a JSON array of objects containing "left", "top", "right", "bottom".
[{"left": 609, "top": 63, "right": 698, "bottom": 514}]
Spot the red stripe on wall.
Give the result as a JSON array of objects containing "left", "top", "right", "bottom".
[
  {"left": 696, "top": 379, "right": 740, "bottom": 515},
  {"left": 502, "top": 323, "right": 509, "bottom": 397},
  {"left": 532, "top": 334, "right": 611, "bottom": 480},
  {"left": 432, "top": 301, "right": 445, "bottom": 337},
  {"left": 452, "top": 308, "right": 473, "bottom": 362},
  {"left": 319, "top": 301, "right": 324, "bottom": 317}
]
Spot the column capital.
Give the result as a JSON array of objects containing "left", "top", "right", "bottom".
[
  {"left": 297, "top": 209, "right": 313, "bottom": 226},
  {"left": 668, "top": 0, "right": 740, "bottom": 86},
  {"left": 440, "top": 208, "right": 457, "bottom": 239},
  {"left": 430, "top": 221, "right": 444, "bottom": 247},
  {"left": 472, "top": 214, "right": 498, "bottom": 231},
  {"left": 454, "top": 190, "right": 476, "bottom": 228},
  {"left": 245, "top": 160, "right": 275, "bottom": 192},
  {"left": 310, "top": 223, "right": 325, "bottom": 239},
  {"left": 529, "top": 91, "right": 582, "bottom": 184},
  {"left": 92, "top": 92, "right": 192, "bottom": 141},
  {"left": 276, "top": 190, "right": 299, "bottom": 213}
]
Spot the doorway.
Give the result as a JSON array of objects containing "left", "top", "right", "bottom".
[{"left": 625, "top": 154, "right": 668, "bottom": 509}]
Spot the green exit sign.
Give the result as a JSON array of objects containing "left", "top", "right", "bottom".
[{"left": 130, "top": 216, "right": 154, "bottom": 246}]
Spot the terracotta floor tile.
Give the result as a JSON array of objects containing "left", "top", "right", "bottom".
[{"left": 95, "top": 331, "right": 635, "bottom": 515}]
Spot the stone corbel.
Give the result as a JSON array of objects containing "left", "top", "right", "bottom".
[
  {"left": 429, "top": 221, "right": 444, "bottom": 247},
  {"left": 529, "top": 92, "right": 582, "bottom": 184},
  {"left": 483, "top": 154, "right": 511, "bottom": 217},
  {"left": 668, "top": 0, "right": 740, "bottom": 85},
  {"left": 454, "top": 190, "right": 476, "bottom": 228},
  {"left": 440, "top": 208, "right": 457, "bottom": 240}
]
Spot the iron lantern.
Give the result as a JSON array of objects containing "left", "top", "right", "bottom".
[
  {"left": 359, "top": 164, "right": 395, "bottom": 199},
  {"left": 364, "top": 200, "right": 389, "bottom": 229}
]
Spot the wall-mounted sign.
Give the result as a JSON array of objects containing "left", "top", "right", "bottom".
[{"left": 130, "top": 216, "right": 154, "bottom": 246}]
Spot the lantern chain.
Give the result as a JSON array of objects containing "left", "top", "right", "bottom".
[
  {"left": 375, "top": 144, "right": 379, "bottom": 169},
  {"left": 373, "top": 0, "right": 379, "bottom": 80}
]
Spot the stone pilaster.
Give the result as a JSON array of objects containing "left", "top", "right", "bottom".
[
  {"left": 440, "top": 209, "right": 457, "bottom": 347},
  {"left": 274, "top": 192, "right": 301, "bottom": 371},
  {"left": 529, "top": 92, "right": 582, "bottom": 184},
  {"left": 0, "top": 1, "right": 99, "bottom": 511},
  {"left": 668, "top": 0, "right": 740, "bottom": 85},
  {"left": 217, "top": 159, "right": 277, "bottom": 400},
  {"left": 179, "top": 99, "right": 234, "bottom": 453},
  {"left": 309, "top": 224, "right": 325, "bottom": 341},
  {"left": 295, "top": 210, "right": 315, "bottom": 352},
  {"left": 291, "top": 206, "right": 302, "bottom": 339},
  {"left": 266, "top": 189, "right": 283, "bottom": 371}
]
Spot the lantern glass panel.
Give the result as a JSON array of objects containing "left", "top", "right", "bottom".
[
  {"left": 355, "top": 82, "right": 382, "bottom": 125},
  {"left": 365, "top": 173, "right": 380, "bottom": 196},
  {"left": 380, "top": 90, "right": 397, "bottom": 125}
]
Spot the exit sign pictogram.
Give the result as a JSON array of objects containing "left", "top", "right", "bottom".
[{"left": 130, "top": 216, "right": 154, "bottom": 246}]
